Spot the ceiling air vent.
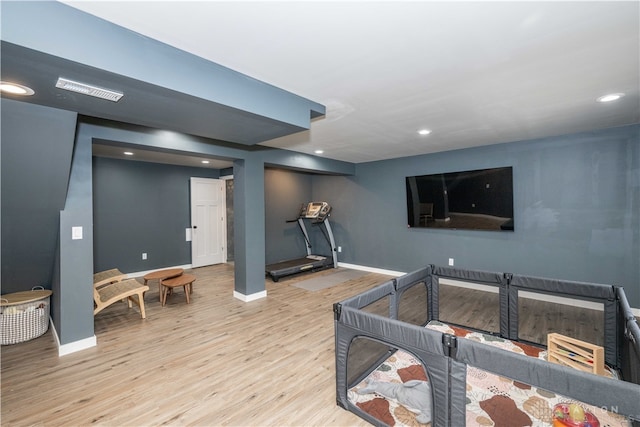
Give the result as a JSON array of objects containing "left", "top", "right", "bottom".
[{"left": 55, "top": 78, "right": 123, "bottom": 102}]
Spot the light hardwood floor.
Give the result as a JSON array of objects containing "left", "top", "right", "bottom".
[
  {"left": 1, "top": 264, "right": 381, "bottom": 427},
  {"left": 1, "top": 264, "right": 611, "bottom": 426}
]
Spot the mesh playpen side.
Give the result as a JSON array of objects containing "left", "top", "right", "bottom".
[
  {"left": 617, "top": 287, "right": 640, "bottom": 386},
  {"left": 334, "top": 265, "right": 640, "bottom": 426},
  {"left": 506, "top": 273, "right": 620, "bottom": 365},
  {"left": 334, "top": 267, "right": 455, "bottom": 426}
]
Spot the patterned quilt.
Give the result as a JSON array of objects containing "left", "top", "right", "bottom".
[{"left": 348, "top": 321, "right": 629, "bottom": 427}]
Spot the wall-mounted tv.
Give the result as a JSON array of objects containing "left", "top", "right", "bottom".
[{"left": 406, "top": 166, "right": 514, "bottom": 231}]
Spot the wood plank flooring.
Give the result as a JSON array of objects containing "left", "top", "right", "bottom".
[
  {"left": 1, "top": 265, "right": 380, "bottom": 427},
  {"left": 1, "top": 264, "right": 614, "bottom": 426}
]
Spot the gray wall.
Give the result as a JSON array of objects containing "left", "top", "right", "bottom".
[
  {"left": 92, "top": 157, "right": 220, "bottom": 273},
  {"left": 93, "top": 160, "right": 334, "bottom": 274},
  {"left": 312, "top": 124, "right": 640, "bottom": 306},
  {"left": 4, "top": 92, "right": 636, "bottom": 350},
  {"left": 57, "top": 123, "right": 95, "bottom": 344},
  {"left": 82, "top": 118, "right": 350, "bottom": 301},
  {"left": 264, "top": 168, "right": 313, "bottom": 265},
  {"left": 1, "top": 98, "right": 76, "bottom": 293},
  {"left": 232, "top": 155, "right": 267, "bottom": 295}
]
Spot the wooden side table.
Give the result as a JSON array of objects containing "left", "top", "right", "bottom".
[
  {"left": 160, "top": 274, "right": 196, "bottom": 306},
  {"left": 143, "top": 268, "right": 184, "bottom": 301}
]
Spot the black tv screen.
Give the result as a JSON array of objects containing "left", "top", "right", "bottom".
[{"left": 406, "top": 166, "right": 514, "bottom": 231}]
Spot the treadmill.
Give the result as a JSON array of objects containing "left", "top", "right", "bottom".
[{"left": 266, "top": 201, "right": 338, "bottom": 282}]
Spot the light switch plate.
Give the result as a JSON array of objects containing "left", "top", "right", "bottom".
[{"left": 72, "top": 226, "right": 83, "bottom": 240}]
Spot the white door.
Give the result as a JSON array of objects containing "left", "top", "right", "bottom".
[{"left": 190, "top": 177, "right": 226, "bottom": 268}]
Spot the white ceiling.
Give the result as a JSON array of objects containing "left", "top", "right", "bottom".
[{"left": 63, "top": 1, "right": 639, "bottom": 165}]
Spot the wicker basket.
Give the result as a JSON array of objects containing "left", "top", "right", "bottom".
[{"left": 0, "top": 287, "right": 52, "bottom": 345}]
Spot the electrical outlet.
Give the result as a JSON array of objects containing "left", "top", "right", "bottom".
[
  {"left": 338, "top": 246, "right": 342, "bottom": 253},
  {"left": 142, "top": 253, "right": 147, "bottom": 260},
  {"left": 448, "top": 258, "right": 454, "bottom": 266}
]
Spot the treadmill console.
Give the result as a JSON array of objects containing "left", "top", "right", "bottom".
[{"left": 302, "top": 202, "right": 331, "bottom": 220}]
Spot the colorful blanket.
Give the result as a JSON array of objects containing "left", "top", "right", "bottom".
[{"left": 348, "top": 321, "right": 629, "bottom": 426}]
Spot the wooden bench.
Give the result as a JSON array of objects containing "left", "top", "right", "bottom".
[{"left": 93, "top": 269, "right": 149, "bottom": 319}]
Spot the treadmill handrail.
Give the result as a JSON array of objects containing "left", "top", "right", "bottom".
[{"left": 298, "top": 217, "right": 313, "bottom": 255}]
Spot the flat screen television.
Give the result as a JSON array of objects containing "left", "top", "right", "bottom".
[{"left": 406, "top": 166, "right": 514, "bottom": 231}]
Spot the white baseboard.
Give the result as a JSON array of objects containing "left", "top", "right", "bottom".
[
  {"left": 234, "top": 290, "right": 267, "bottom": 302},
  {"left": 125, "top": 264, "right": 192, "bottom": 279},
  {"left": 50, "top": 319, "right": 97, "bottom": 356},
  {"left": 339, "top": 263, "right": 640, "bottom": 316},
  {"left": 338, "top": 262, "right": 404, "bottom": 277}
]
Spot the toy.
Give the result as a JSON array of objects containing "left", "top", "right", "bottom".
[
  {"left": 358, "top": 379, "right": 432, "bottom": 424},
  {"left": 547, "top": 333, "right": 605, "bottom": 376},
  {"left": 552, "top": 403, "right": 600, "bottom": 427}
]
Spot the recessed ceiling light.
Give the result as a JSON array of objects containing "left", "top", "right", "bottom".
[
  {"left": 418, "top": 129, "right": 432, "bottom": 135},
  {"left": 201, "top": 160, "right": 210, "bottom": 164},
  {"left": 314, "top": 150, "right": 324, "bottom": 154},
  {"left": 597, "top": 93, "right": 625, "bottom": 103},
  {"left": 0, "top": 81, "right": 35, "bottom": 96},
  {"left": 124, "top": 151, "right": 134, "bottom": 156},
  {"left": 56, "top": 77, "right": 123, "bottom": 102}
]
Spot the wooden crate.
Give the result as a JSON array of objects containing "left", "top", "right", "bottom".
[{"left": 547, "top": 333, "right": 605, "bottom": 376}]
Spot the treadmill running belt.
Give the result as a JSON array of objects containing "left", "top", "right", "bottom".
[{"left": 266, "top": 256, "right": 330, "bottom": 281}]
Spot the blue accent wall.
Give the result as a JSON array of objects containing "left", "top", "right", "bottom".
[
  {"left": 92, "top": 157, "right": 220, "bottom": 272},
  {"left": 264, "top": 169, "right": 313, "bottom": 264},
  {"left": 56, "top": 123, "right": 100, "bottom": 344},
  {"left": 1, "top": 99, "right": 77, "bottom": 299},
  {"left": 232, "top": 155, "right": 266, "bottom": 295},
  {"left": 312, "top": 125, "right": 640, "bottom": 306}
]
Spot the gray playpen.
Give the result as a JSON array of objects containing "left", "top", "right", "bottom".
[{"left": 334, "top": 265, "right": 640, "bottom": 426}]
